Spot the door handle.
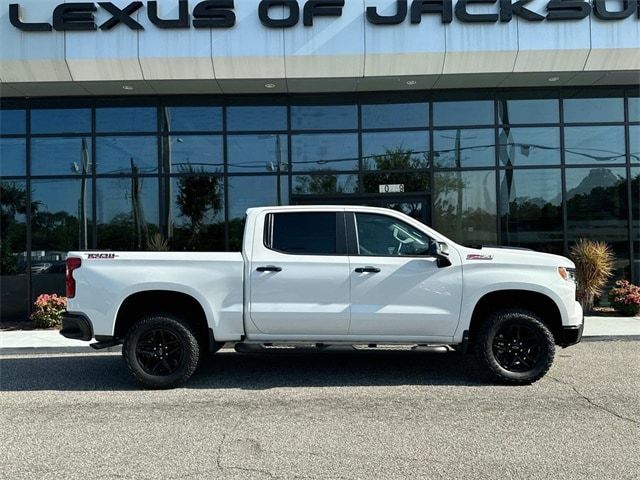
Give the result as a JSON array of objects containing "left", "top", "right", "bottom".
[
  {"left": 355, "top": 266, "right": 381, "bottom": 273},
  {"left": 256, "top": 265, "right": 282, "bottom": 272}
]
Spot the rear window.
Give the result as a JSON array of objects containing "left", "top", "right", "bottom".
[{"left": 267, "top": 212, "right": 337, "bottom": 255}]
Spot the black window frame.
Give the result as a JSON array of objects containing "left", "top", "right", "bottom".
[{"left": 264, "top": 211, "right": 347, "bottom": 256}]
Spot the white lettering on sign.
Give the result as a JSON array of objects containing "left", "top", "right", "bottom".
[{"left": 378, "top": 184, "right": 405, "bottom": 194}]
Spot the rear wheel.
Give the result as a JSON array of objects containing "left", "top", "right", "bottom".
[
  {"left": 476, "top": 309, "right": 555, "bottom": 385},
  {"left": 123, "top": 314, "right": 200, "bottom": 389}
]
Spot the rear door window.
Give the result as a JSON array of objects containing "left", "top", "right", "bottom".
[{"left": 267, "top": 212, "right": 339, "bottom": 255}]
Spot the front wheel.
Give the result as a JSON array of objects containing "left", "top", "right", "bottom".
[
  {"left": 123, "top": 314, "right": 200, "bottom": 389},
  {"left": 475, "top": 309, "right": 555, "bottom": 385}
]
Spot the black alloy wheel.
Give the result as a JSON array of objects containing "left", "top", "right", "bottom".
[
  {"left": 123, "top": 314, "right": 201, "bottom": 389},
  {"left": 476, "top": 309, "right": 555, "bottom": 385},
  {"left": 492, "top": 323, "right": 542, "bottom": 373},
  {"left": 135, "top": 328, "right": 184, "bottom": 376}
]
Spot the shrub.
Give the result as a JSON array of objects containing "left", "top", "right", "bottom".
[
  {"left": 30, "top": 294, "right": 67, "bottom": 328},
  {"left": 608, "top": 280, "right": 640, "bottom": 317},
  {"left": 569, "top": 239, "right": 614, "bottom": 313}
]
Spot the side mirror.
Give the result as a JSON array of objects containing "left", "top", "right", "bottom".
[{"left": 427, "top": 241, "right": 451, "bottom": 268}]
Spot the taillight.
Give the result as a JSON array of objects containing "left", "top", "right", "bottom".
[{"left": 66, "top": 257, "right": 82, "bottom": 298}]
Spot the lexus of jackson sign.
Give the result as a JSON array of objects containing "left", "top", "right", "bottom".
[{"left": 8, "top": 0, "right": 639, "bottom": 32}]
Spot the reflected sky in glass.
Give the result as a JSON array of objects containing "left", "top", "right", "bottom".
[
  {"left": 227, "top": 134, "right": 288, "bottom": 173},
  {"left": 433, "top": 129, "right": 495, "bottom": 168},
  {"left": 499, "top": 127, "right": 560, "bottom": 166},
  {"left": 96, "top": 136, "right": 158, "bottom": 174},
  {"left": 291, "top": 105, "right": 357, "bottom": 130},
  {"left": 362, "top": 103, "right": 428, "bottom": 129},
  {"left": 0, "top": 138, "right": 25, "bottom": 176},
  {"left": 292, "top": 133, "right": 358, "bottom": 172},
  {"left": 0, "top": 109, "right": 25, "bottom": 135},
  {"left": 31, "top": 109, "right": 90, "bottom": 134},
  {"left": 564, "top": 126, "right": 625, "bottom": 164},
  {"left": 162, "top": 135, "right": 223, "bottom": 173},
  {"left": 433, "top": 101, "right": 493, "bottom": 127},
  {"left": 31, "top": 137, "right": 92, "bottom": 176},
  {"left": 564, "top": 98, "right": 624, "bottom": 123},
  {"left": 498, "top": 99, "right": 559, "bottom": 125}
]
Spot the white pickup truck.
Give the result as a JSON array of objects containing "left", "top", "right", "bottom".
[{"left": 61, "top": 205, "right": 583, "bottom": 389}]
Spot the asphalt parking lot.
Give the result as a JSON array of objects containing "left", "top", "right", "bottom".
[{"left": 1, "top": 341, "right": 639, "bottom": 480}]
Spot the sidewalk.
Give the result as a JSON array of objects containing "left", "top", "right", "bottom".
[{"left": 1, "top": 316, "right": 639, "bottom": 354}]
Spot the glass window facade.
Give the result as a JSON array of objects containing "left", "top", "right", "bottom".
[{"left": 1, "top": 88, "right": 639, "bottom": 319}]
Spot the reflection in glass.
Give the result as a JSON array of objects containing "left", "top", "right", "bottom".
[
  {"left": 293, "top": 174, "right": 357, "bottom": 194},
  {"left": 168, "top": 174, "right": 224, "bottom": 252},
  {"left": 362, "top": 103, "right": 428, "bottom": 129},
  {"left": 500, "top": 169, "right": 562, "bottom": 252},
  {"left": 499, "top": 127, "right": 560, "bottom": 166},
  {"left": 0, "top": 109, "right": 26, "bottom": 135},
  {"left": 564, "top": 126, "right": 625, "bottom": 164},
  {"left": 291, "top": 105, "right": 357, "bottom": 130},
  {"left": 227, "top": 106, "right": 287, "bottom": 132},
  {"left": 96, "top": 136, "right": 157, "bottom": 174},
  {"left": 161, "top": 135, "right": 223, "bottom": 174},
  {"left": 434, "top": 170, "right": 497, "bottom": 246},
  {"left": 433, "top": 101, "right": 493, "bottom": 127},
  {"left": 227, "top": 134, "right": 288, "bottom": 173},
  {"left": 566, "top": 167, "right": 629, "bottom": 280},
  {"left": 498, "top": 99, "right": 559, "bottom": 125},
  {"left": 31, "top": 108, "right": 90, "bottom": 134},
  {"left": 564, "top": 98, "right": 624, "bottom": 123},
  {"left": 631, "top": 168, "right": 639, "bottom": 282},
  {"left": 292, "top": 133, "right": 358, "bottom": 172},
  {"left": 433, "top": 129, "right": 495, "bottom": 168},
  {"left": 161, "top": 106, "right": 222, "bottom": 132},
  {"left": 30, "top": 179, "right": 93, "bottom": 300},
  {"left": 630, "top": 126, "right": 639, "bottom": 163},
  {"left": 1, "top": 180, "right": 28, "bottom": 320},
  {"left": 96, "top": 177, "right": 159, "bottom": 250},
  {"left": 629, "top": 97, "right": 640, "bottom": 123},
  {"left": 362, "top": 172, "right": 428, "bottom": 194},
  {"left": 362, "top": 131, "right": 429, "bottom": 169},
  {"left": 228, "top": 176, "right": 288, "bottom": 250},
  {"left": 96, "top": 107, "right": 157, "bottom": 132},
  {"left": 31, "top": 137, "right": 92, "bottom": 176},
  {"left": 0, "top": 138, "right": 26, "bottom": 177}
]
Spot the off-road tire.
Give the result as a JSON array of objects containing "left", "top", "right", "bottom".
[
  {"left": 475, "top": 309, "right": 555, "bottom": 385},
  {"left": 123, "top": 314, "right": 200, "bottom": 389}
]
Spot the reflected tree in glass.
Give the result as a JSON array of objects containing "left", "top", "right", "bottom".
[
  {"left": 293, "top": 173, "right": 357, "bottom": 195},
  {"left": 434, "top": 171, "right": 497, "bottom": 246},
  {"left": 175, "top": 165, "right": 223, "bottom": 249},
  {"left": 362, "top": 147, "right": 429, "bottom": 217},
  {"left": 0, "top": 182, "right": 30, "bottom": 274}
]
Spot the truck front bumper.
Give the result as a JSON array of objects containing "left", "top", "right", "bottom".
[
  {"left": 559, "top": 301, "right": 584, "bottom": 347},
  {"left": 558, "top": 324, "right": 583, "bottom": 347},
  {"left": 60, "top": 312, "right": 93, "bottom": 341}
]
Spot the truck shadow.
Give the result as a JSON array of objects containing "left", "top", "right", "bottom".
[{"left": 0, "top": 348, "right": 487, "bottom": 392}]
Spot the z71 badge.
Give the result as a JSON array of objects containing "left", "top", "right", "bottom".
[{"left": 87, "top": 253, "right": 118, "bottom": 259}]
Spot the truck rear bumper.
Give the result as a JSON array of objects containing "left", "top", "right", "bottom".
[{"left": 60, "top": 313, "right": 93, "bottom": 341}]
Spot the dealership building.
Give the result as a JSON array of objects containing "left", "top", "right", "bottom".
[{"left": 0, "top": 0, "right": 638, "bottom": 320}]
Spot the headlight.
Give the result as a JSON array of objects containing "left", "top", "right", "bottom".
[{"left": 558, "top": 266, "right": 576, "bottom": 282}]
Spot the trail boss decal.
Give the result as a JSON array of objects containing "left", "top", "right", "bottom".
[
  {"left": 86, "top": 253, "right": 118, "bottom": 259},
  {"left": 9, "top": 0, "right": 638, "bottom": 32},
  {"left": 467, "top": 254, "right": 494, "bottom": 260}
]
